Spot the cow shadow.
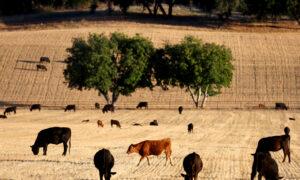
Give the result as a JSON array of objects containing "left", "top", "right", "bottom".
[{"left": 17, "top": 59, "right": 39, "bottom": 64}]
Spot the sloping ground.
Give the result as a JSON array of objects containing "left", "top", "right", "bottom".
[
  {"left": 0, "top": 23, "right": 300, "bottom": 108},
  {"left": 0, "top": 110, "right": 299, "bottom": 179}
]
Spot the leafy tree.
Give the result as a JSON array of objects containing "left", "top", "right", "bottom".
[
  {"left": 64, "top": 33, "right": 154, "bottom": 106},
  {"left": 157, "top": 36, "right": 234, "bottom": 108},
  {"left": 114, "top": 0, "right": 134, "bottom": 13},
  {"left": 287, "top": 0, "right": 300, "bottom": 24},
  {"left": 216, "top": 0, "right": 240, "bottom": 19},
  {"left": 0, "top": 0, "right": 33, "bottom": 15}
]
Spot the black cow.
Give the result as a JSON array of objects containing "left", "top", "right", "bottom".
[
  {"left": 275, "top": 102, "right": 288, "bottom": 110},
  {"left": 31, "top": 127, "right": 71, "bottom": 156},
  {"left": 65, "top": 104, "right": 76, "bottom": 112},
  {"left": 36, "top": 64, "right": 47, "bottom": 71},
  {"left": 181, "top": 152, "right": 203, "bottom": 180},
  {"left": 136, "top": 102, "right": 148, "bottom": 109},
  {"left": 111, "top": 119, "right": 121, "bottom": 128},
  {"left": 94, "top": 149, "right": 116, "bottom": 180},
  {"left": 4, "top": 106, "right": 16, "bottom": 115},
  {"left": 188, "top": 123, "right": 193, "bottom": 133},
  {"left": 95, "top": 102, "right": 100, "bottom": 109},
  {"left": 178, "top": 106, "right": 183, "bottom": 114},
  {"left": 102, "top": 104, "right": 114, "bottom": 113},
  {"left": 40, "top": 56, "right": 50, "bottom": 63},
  {"left": 30, "top": 104, "right": 41, "bottom": 111},
  {"left": 150, "top": 120, "right": 158, "bottom": 126},
  {"left": 0, "top": 114, "right": 7, "bottom": 119},
  {"left": 252, "top": 152, "right": 283, "bottom": 180}
]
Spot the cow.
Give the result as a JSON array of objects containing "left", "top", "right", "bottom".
[
  {"left": 36, "top": 64, "right": 47, "bottom": 71},
  {"left": 94, "top": 149, "right": 116, "bottom": 180},
  {"left": 150, "top": 120, "right": 158, "bottom": 126},
  {"left": 188, "top": 123, "right": 193, "bottom": 133},
  {"left": 252, "top": 152, "right": 283, "bottom": 180},
  {"left": 30, "top": 104, "right": 41, "bottom": 111},
  {"left": 258, "top": 104, "right": 266, "bottom": 109},
  {"left": 136, "top": 102, "right": 148, "bottom": 109},
  {"left": 111, "top": 119, "right": 121, "bottom": 128},
  {"left": 82, "top": 119, "right": 89, "bottom": 123},
  {"left": 251, "top": 127, "right": 291, "bottom": 180},
  {"left": 31, "top": 127, "right": 71, "bottom": 156},
  {"left": 65, "top": 104, "right": 76, "bottom": 112},
  {"left": 102, "top": 104, "right": 114, "bottom": 113},
  {"left": 97, "top": 120, "right": 104, "bottom": 127},
  {"left": 4, "top": 106, "right": 16, "bottom": 115},
  {"left": 275, "top": 102, "right": 288, "bottom": 110},
  {"left": 0, "top": 114, "right": 7, "bottom": 119},
  {"left": 181, "top": 152, "right": 203, "bottom": 180},
  {"left": 127, "top": 138, "right": 173, "bottom": 166},
  {"left": 178, "top": 106, "right": 183, "bottom": 114},
  {"left": 95, "top": 102, "right": 100, "bottom": 109},
  {"left": 40, "top": 56, "right": 50, "bottom": 63}
]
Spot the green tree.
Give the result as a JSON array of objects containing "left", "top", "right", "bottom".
[
  {"left": 158, "top": 36, "right": 234, "bottom": 108},
  {"left": 64, "top": 33, "right": 154, "bottom": 106},
  {"left": 287, "top": 0, "right": 300, "bottom": 24}
]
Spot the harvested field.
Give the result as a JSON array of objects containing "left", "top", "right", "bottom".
[
  {"left": 0, "top": 109, "right": 299, "bottom": 179},
  {"left": 0, "top": 22, "right": 300, "bottom": 109}
]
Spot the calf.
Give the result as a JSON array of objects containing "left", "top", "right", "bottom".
[
  {"left": 136, "top": 102, "right": 148, "bottom": 109},
  {"left": 36, "top": 64, "right": 47, "bottom": 71},
  {"left": 181, "top": 152, "right": 203, "bottom": 180},
  {"left": 251, "top": 127, "right": 290, "bottom": 180},
  {"left": 4, "top": 106, "right": 16, "bottom": 115},
  {"left": 252, "top": 152, "right": 283, "bottom": 180},
  {"left": 0, "top": 114, "right": 7, "bottom": 119},
  {"left": 150, "top": 120, "right": 158, "bottom": 126},
  {"left": 188, "top": 123, "right": 193, "bottom": 133},
  {"left": 94, "top": 149, "right": 116, "bottom": 180},
  {"left": 102, "top": 104, "right": 114, "bottom": 113},
  {"left": 31, "top": 127, "right": 71, "bottom": 156},
  {"left": 30, "top": 104, "right": 41, "bottom": 111},
  {"left": 178, "top": 106, "right": 183, "bottom": 114},
  {"left": 127, "top": 138, "right": 173, "bottom": 166},
  {"left": 65, "top": 104, "right": 76, "bottom": 112},
  {"left": 275, "top": 102, "right": 288, "bottom": 110},
  {"left": 95, "top": 102, "right": 100, "bottom": 109},
  {"left": 111, "top": 119, "right": 121, "bottom": 128},
  {"left": 40, "top": 56, "right": 50, "bottom": 63},
  {"left": 97, "top": 120, "right": 104, "bottom": 127}
]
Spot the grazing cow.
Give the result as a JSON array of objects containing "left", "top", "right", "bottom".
[
  {"left": 132, "top": 123, "right": 142, "bottom": 126},
  {"left": 136, "top": 102, "right": 148, "bottom": 109},
  {"left": 0, "top": 114, "right": 7, "bottom": 119},
  {"left": 127, "top": 138, "right": 173, "bottom": 166},
  {"left": 178, "top": 106, "right": 183, "bottom": 114},
  {"left": 31, "top": 127, "right": 71, "bottom": 156},
  {"left": 111, "top": 119, "right": 121, "bottom": 128},
  {"left": 251, "top": 127, "right": 291, "bottom": 180},
  {"left": 188, "top": 123, "right": 193, "bottom": 133},
  {"left": 97, "top": 120, "right": 104, "bottom": 127},
  {"left": 181, "top": 152, "right": 203, "bottom": 180},
  {"left": 82, "top": 119, "right": 89, "bottom": 123},
  {"left": 149, "top": 120, "right": 158, "bottom": 126},
  {"left": 252, "top": 152, "right": 283, "bottom": 180},
  {"left": 36, "top": 64, "right": 47, "bottom": 71},
  {"left": 275, "top": 102, "right": 288, "bottom": 110},
  {"left": 40, "top": 56, "right": 50, "bottom": 63},
  {"left": 102, "top": 104, "right": 114, "bottom": 113},
  {"left": 30, "top": 104, "right": 41, "bottom": 111},
  {"left": 4, "top": 106, "right": 16, "bottom": 115},
  {"left": 94, "top": 149, "right": 116, "bottom": 180},
  {"left": 65, "top": 104, "right": 76, "bottom": 112},
  {"left": 95, "top": 102, "right": 100, "bottom": 109},
  {"left": 258, "top": 104, "right": 266, "bottom": 109}
]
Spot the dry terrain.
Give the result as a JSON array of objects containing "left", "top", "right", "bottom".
[{"left": 0, "top": 109, "right": 299, "bottom": 179}]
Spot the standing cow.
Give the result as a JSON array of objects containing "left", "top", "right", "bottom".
[
  {"left": 30, "top": 104, "right": 41, "bottom": 111},
  {"left": 178, "top": 106, "right": 183, "bottom": 114},
  {"left": 181, "top": 152, "right": 203, "bottom": 180},
  {"left": 188, "top": 123, "right": 193, "bottom": 133},
  {"left": 4, "top": 106, "right": 16, "bottom": 115},
  {"left": 111, "top": 119, "right": 121, "bottom": 128},
  {"left": 40, "top": 56, "right": 50, "bottom": 63},
  {"left": 65, "top": 104, "right": 76, "bottom": 112},
  {"left": 136, "top": 102, "right": 148, "bottom": 109},
  {"left": 0, "top": 114, "right": 7, "bottom": 119},
  {"left": 94, "top": 149, "right": 116, "bottom": 180},
  {"left": 275, "top": 102, "right": 288, "bottom": 110},
  {"left": 102, "top": 104, "right": 114, "bottom": 113},
  {"left": 36, "top": 64, "right": 47, "bottom": 71},
  {"left": 31, "top": 127, "right": 71, "bottom": 156}
]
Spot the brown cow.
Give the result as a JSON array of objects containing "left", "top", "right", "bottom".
[
  {"left": 111, "top": 119, "right": 121, "bottom": 128},
  {"left": 127, "top": 138, "right": 173, "bottom": 166},
  {"left": 97, "top": 120, "right": 104, "bottom": 127}
]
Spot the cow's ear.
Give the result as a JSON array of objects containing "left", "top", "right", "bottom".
[
  {"left": 111, "top": 172, "right": 116, "bottom": 175},
  {"left": 181, "top": 173, "right": 186, "bottom": 177}
]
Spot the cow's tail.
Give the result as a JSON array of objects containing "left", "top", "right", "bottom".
[{"left": 69, "top": 135, "right": 71, "bottom": 155}]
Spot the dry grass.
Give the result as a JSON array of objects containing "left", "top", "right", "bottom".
[{"left": 0, "top": 109, "right": 299, "bottom": 179}]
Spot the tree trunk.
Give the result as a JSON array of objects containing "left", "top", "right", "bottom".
[
  {"left": 107, "top": 0, "right": 113, "bottom": 14},
  {"left": 142, "top": 2, "right": 152, "bottom": 14},
  {"left": 187, "top": 86, "right": 201, "bottom": 109},
  {"left": 112, "top": 92, "right": 119, "bottom": 106},
  {"left": 201, "top": 86, "right": 209, "bottom": 108},
  {"left": 168, "top": 3, "right": 173, "bottom": 16}
]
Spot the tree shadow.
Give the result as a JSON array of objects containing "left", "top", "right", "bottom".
[{"left": 0, "top": 101, "right": 31, "bottom": 108}]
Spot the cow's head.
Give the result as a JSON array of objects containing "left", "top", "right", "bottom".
[
  {"left": 31, "top": 145, "right": 39, "bottom": 155},
  {"left": 181, "top": 173, "right": 192, "bottom": 180},
  {"left": 104, "top": 172, "right": 116, "bottom": 180},
  {"left": 126, "top": 144, "right": 136, "bottom": 154}
]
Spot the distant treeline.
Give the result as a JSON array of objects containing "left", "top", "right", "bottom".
[{"left": 0, "top": 0, "right": 299, "bottom": 23}]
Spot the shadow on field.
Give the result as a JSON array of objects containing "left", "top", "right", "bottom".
[
  {"left": 17, "top": 60, "right": 39, "bottom": 64},
  {"left": 14, "top": 67, "right": 36, "bottom": 71},
  {"left": 0, "top": 159, "right": 91, "bottom": 165},
  {"left": 0, "top": 101, "right": 30, "bottom": 108}
]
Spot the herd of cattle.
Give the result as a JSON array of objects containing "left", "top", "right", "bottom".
[{"left": 0, "top": 101, "right": 293, "bottom": 180}]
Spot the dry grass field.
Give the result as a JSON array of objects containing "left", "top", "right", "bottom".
[
  {"left": 0, "top": 109, "right": 299, "bottom": 179},
  {"left": 0, "top": 22, "right": 300, "bottom": 109}
]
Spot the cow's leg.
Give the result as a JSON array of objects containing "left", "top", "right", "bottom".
[
  {"left": 282, "top": 142, "right": 291, "bottom": 163},
  {"left": 137, "top": 156, "right": 145, "bottom": 166},
  {"left": 100, "top": 172, "right": 104, "bottom": 180},
  {"left": 146, "top": 157, "right": 150, "bottom": 165},
  {"left": 258, "top": 173, "right": 262, "bottom": 180},
  {"left": 43, "top": 145, "right": 48, "bottom": 155},
  {"left": 194, "top": 174, "right": 198, "bottom": 180},
  {"left": 165, "top": 151, "right": 173, "bottom": 166},
  {"left": 63, "top": 142, "right": 68, "bottom": 156}
]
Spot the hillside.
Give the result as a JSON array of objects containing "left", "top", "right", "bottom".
[{"left": 0, "top": 22, "right": 300, "bottom": 109}]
